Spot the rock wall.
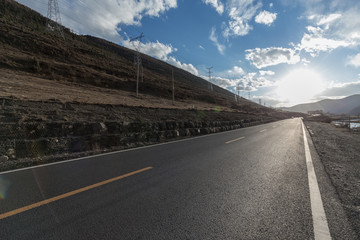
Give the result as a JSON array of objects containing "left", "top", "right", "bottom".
[{"left": 0, "top": 119, "right": 269, "bottom": 161}]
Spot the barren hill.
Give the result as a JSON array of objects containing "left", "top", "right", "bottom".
[
  {"left": 0, "top": 0, "right": 303, "bottom": 169},
  {"left": 1, "top": 0, "right": 264, "bottom": 112},
  {"left": 282, "top": 95, "right": 360, "bottom": 115}
]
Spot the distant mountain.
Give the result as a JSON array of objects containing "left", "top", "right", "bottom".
[
  {"left": 350, "top": 105, "right": 360, "bottom": 115},
  {"left": 283, "top": 95, "right": 360, "bottom": 115}
]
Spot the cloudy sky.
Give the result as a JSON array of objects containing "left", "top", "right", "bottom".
[{"left": 16, "top": 0, "right": 360, "bottom": 107}]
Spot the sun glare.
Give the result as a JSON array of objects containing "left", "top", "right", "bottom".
[{"left": 276, "top": 68, "right": 325, "bottom": 106}]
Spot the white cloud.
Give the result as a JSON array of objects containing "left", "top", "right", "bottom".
[
  {"left": 317, "top": 80, "right": 360, "bottom": 98},
  {"left": 333, "top": 8, "right": 360, "bottom": 42},
  {"left": 200, "top": 70, "right": 275, "bottom": 94},
  {"left": 199, "top": 45, "right": 205, "bottom": 50},
  {"left": 306, "top": 9, "right": 360, "bottom": 44},
  {"left": 238, "top": 72, "right": 274, "bottom": 91},
  {"left": 167, "top": 57, "right": 199, "bottom": 76},
  {"left": 223, "top": 0, "right": 262, "bottom": 37},
  {"left": 209, "top": 27, "right": 226, "bottom": 55},
  {"left": 269, "top": 3, "right": 273, "bottom": 8},
  {"left": 210, "top": 76, "right": 235, "bottom": 88},
  {"left": 245, "top": 47, "right": 300, "bottom": 68},
  {"left": 347, "top": 53, "right": 360, "bottom": 67},
  {"left": 255, "top": 10, "right": 277, "bottom": 26},
  {"left": 259, "top": 70, "right": 275, "bottom": 76},
  {"left": 302, "top": 58, "right": 311, "bottom": 65},
  {"left": 298, "top": 31, "right": 350, "bottom": 57},
  {"left": 254, "top": 76, "right": 274, "bottom": 87},
  {"left": 122, "top": 39, "right": 176, "bottom": 60},
  {"left": 228, "top": 66, "right": 245, "bottom": 76},
  {"left": 122, "top": 39, "right": 198, "bottom": 76},
  {"left": 203, "top": 0, "right": 224, "bottom": 14},
  {"left": 16, "top": 0, "right": 177, "bottom": 42},
  {"left": 299, "top": 10, "right": 360, "bottom": 57},
  {"left": 316, "top": 13, "right": 342, "bottom": 27}
]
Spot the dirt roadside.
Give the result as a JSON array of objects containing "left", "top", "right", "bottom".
[{"left": 304, "top": 121, "right": 360, "bottom": 237}]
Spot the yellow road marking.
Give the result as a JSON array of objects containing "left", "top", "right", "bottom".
[
  {"left": 0, "top": 166, "right": 153, "bottom": 220},
  {"left": 225, "top": 136, "right": 245, "bottom": 144}
]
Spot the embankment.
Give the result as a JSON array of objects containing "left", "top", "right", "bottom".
[{"left": 0, "top": 97, "right": 299, "bottom": 171}]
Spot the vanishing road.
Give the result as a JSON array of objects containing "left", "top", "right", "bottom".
[{"left": 0, "top": 118, "right": 357, "bottom": 239}]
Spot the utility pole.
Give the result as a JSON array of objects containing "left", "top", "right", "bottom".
[
  {"left": 172, "top": 68, "right": 175, "bottom": 105},
  {"left": 206, "top": 67, "right": 213, "bottom": 91},
  {"left": 130, "top": 33, "right": 144, "bottom": 97},
  {"left": 46, "top": 0, "right": 64, "bottom": 40},
  {"left": 236, "top": 85, "right": 241, "bottom": 103},
  {"left": 248, "top": 91, "right": 250, "bottom": 100},
  {"left": 141, "top": 64, "right": 144, "bottom": 83}
]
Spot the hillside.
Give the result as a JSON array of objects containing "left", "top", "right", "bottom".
[
  {"left": 0, "top": 0, "right": 304, "bottom": 169},
  {"left": 0, "top": 0, "right": 266, "bottom": 112},
  {"left": 283, "top": 95, "right": 360, "bottom": 115}
]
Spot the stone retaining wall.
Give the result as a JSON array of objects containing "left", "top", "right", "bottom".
[{"left": 0, "top": 118, "right": 270, "bottom": 160}]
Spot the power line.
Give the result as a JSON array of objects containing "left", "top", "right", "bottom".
[
  {"left": 172, "top": 68, "right": 175, "bottom": 105},
  {"left": 130, "top": 32, "right": 144, "bottom": 97},
  {"left": 46, "top": 0, "right": 65, "bottom": 40},
  {"left": 206, "top": 67, "right": 213, "bottom": 92}
]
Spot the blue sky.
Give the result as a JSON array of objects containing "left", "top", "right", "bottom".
[{"left": 16, "top": 0, "right": 360, "bottom": 107}]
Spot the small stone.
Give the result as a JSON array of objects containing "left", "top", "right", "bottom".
[{"left": 0, "top": 155, "right": 9, "bottom": 162}]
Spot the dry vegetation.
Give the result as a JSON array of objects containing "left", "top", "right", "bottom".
[
  {"left": 0, "top": 0, "right": 303, "bottom": 170},
  {"left": 0, "top": 0, "right": 284, "bottom": 115}
]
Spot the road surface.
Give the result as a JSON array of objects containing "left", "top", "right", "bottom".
[{"left": 0, "top": 118, "right": 356, "bottom": 239}]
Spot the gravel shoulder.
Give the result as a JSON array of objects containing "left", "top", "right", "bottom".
[{"left": 305, "top": 121, "right": 360, "bottom": 237}]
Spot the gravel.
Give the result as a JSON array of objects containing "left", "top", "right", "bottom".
[{"left": 305, "top": 121, "right": 360, "bottom": 237}]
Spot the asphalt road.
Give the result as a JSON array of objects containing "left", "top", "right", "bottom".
[{"left": 0, "top": 118, "right": 357, "bottom": 239}]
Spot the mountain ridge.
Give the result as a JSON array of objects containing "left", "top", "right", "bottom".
[{"left": 282, "top": 94, "right": 360, "bottom": 115}]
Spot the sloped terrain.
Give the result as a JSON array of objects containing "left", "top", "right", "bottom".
[
  {"left": 1, "top": 0, "right": 262, "bottom": 111},
  {"left": 283, "top": 95, "right": 360, "bottom": 115},
  {"left": 0, "top": 0, "right": 303, "bottom": 169}
]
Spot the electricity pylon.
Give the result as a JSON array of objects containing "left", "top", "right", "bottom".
[
  {"left": 46, "top": 0, "right": 64, "bottom": 40},
  {"left": 130, "top": 33, "right": 144, "bottom": 97},
  {"left": 172, "top": 68, "right": 175, "bottom": 105},
  {"left": 236, "top": 85, "right": 241, "bottom": 102},
  {"left": 206, "top": 67, "right": 213, "bottom": 91}
]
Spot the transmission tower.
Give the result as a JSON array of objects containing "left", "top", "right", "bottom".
[
  {"left": 206, "top": 67, "right": 213, "bottom": 91},
  {"left": 236, "top": 85, "right": 241, "bottom": 102},
  {"left": 46, "top": 0, "right": 64, "bottom": 39},
  {"left": 130, "top": 33, "right": 144, "bottom": 97},
  {"left": 172, "top": 68, "right": 175, "bottom": 105}
]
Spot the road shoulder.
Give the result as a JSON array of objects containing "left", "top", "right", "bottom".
[{"left": 303, "top": 121, "right": 358, "bottom": 239}]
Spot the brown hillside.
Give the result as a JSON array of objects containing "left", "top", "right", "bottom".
[{"left": 0, "top": 0, "right": 270, "bottom": 113}]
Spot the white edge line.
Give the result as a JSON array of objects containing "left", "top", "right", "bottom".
[
  {"left": 0, "top": 119, "right": 286, "bottom": 175},
  {"left": 301, "top": 120, "right": 331, "bottom": 240}
]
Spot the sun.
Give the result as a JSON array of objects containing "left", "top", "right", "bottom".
[{"left": 276, "top": 68, "right": 325, "bottom": 106}]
